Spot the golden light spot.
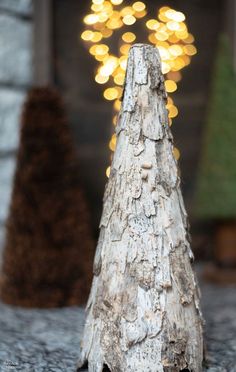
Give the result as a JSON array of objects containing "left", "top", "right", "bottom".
[
  {"left": 89, "top": 45, "right": 98, "bottom": 55},
  {"left": 168, "top": 34, "right": 180, "bottom": 43},
  {"left": 111, "top": 0, "right": 123, "bottom": 4},
  {"left": 106, "top": 18, "right": 123, "bottom": 29},
  {"left": 114, "top": 73, "right": 125, "bottom": 85},
  {"left": 148, "top": 33, "right": 157, "bottom": 44},
  {"left": 167, "top": 104, "right": 178, "bottom": 118},
  {"left": 91, "top": 31, "right": 103, "bottom": 42},
  {"left": 172, "top": 11, "right": 185, "bottom": 22},
  {"left": 102, "top": 1, "right": 113, "bottom": 10},
  {"left": 155, "top": 30, "right": 169, "bottom": 41},
  {"left": 161, "top": 61, "right": 171, "bottom": 74},
  {"left": 112, "top": 115, "right": 118, "bottom": 125},
  {"left": 146, "top": 19, "right": 159, "bottom": 30},
  {"left": 182, "top": 55, "right": 191, "bottom": 65},
  {"left": 114, "top": 99, "right": 122, "bottom": 111},
  {"left": 100, "top": 56, "right": 118, "bottom": 76},
  {"left": 104, "top": 87, "right": 119, "bottom": 100},
  {"left": 183, "top": 33, "right": 195, "bottom": 44},
  {"left": 119, "top": 56, "right": 128, "bottom": 70},
  {"left": 101, "top": 28, "right": 113, "bottom": 38},
  {"left": 157, "top": 46, "right": 170, "bottom": 60},
  {"left": 169, "top": 45, "right": 183, "bottom": 56},
  {"left": 183, "top": 44, "right": 197, "bottom": 56},
  {"left": 106, "top": 166, "right": 111, "bottom": 178},
  {"left": 165, "top": 9, "right": 176, "bottom": 19},
  {"left": 159, "top": 6, "right": 170, "bottom": 13},
  {"left": 111, "top": 68, "right": 119, "bottom": 77},
  {"left": 175, "top": 30, "right": 188, "bottom": 39},
  {"left": 167, "top": 71, "right": 182, "bottom": 82},
  {"left": 173, "top": 147, "right": 180, "bottom": 161},
  {"left": 121, "top": 6, "right": 134, "bottom": 16},
  {"left": 109, "top": 134, "right": 117, "bottom": 151},
  {"left": 101, "top": 8, "right": 113, "bottom": 18},
  {"left": 172, "top": 57, "right": 185, "bottom": 71},
  {"left": 166, "top": 9, "right": 185, "bottom": 22},
  {"left": 92, "top": 0, "right": 104, "bottom": 4},
  {"left": 95, "top": 53, "right": 109, "bottom": 61},
  {"left": 94, "top": 22, "right": 106, "bottom": 30},
  {"left": 114, "top": 86, "right": 123, "bottom": 99},
  {"left": 122, "top": 32, "right": 136, "bottom": 43},
  {"left": 105, "top": 55, "right": 118, "bottom": 66},
  {"left": 168, "top": 60, "right": 175, "bottom": 69},
  {"left": 158, "top": 11, "right": 169, "bottom": 23},
  {"left": 109, "top": 141, "right": 115, "bottom": 152},
  {"left": 95, "top": 44, "right": 109, "bottom": 55},
  {"left": 111, "top": 10, "right": 121, "bottom": 19},
  {"left": 95, "top": 74, "right": 109, "bottom": 84},
  {"left": 120, "top": 43, "right": 131, "bottom": 55},
  {"left": 81, "top": 30, "right": 94, "bottom": 41},
  {"left": 132, "top": 1, "right": 146, "bottom": 12},
  {"left": 167, "top": 21, "right": 180, "bottom": 31},
  {"left": 98, "top": 13, "right": 109, "bottom": 22},
  {"left": 167, "top": 96, "right": 173, "bottom": 105},
  {"left": 178, "top": 22, "right": 187, "bottom": 32},
  {"left": 123, "top": 15, "right": 136, "bottom": 25},
  {"left": 135, "top": 9, "right": 147, "bottom": 18},
  {"left": 84, "top": 14, "right": 99, "bottom": 25},
  {"left": 165, "top": 80, "right": 177, "bottom": 93},
  {"left": 91, "top": 3, "right": 103, "bottom": 12},
  {"left": 157, "top": 40, "right": 169, "bottom": 48}
]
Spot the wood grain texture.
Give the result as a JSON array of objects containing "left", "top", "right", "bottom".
[{"left": 78, "top": 44, "right": 203, "bottom": 372}]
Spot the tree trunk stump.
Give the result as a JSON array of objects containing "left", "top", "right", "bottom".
[{"left": 78, "top": 44, "right": 203, "bottom": 372}]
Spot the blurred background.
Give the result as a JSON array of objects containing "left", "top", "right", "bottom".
[
  {"left": 0, "top": 0, "right": 235, "bottom": 274},
  {"left": 0, "top": 1, "right": 236, "bottom": 370}
]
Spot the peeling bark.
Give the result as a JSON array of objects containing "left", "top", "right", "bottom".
[{"left": 78, "top": 44, "right": 203, "bottom": 372}]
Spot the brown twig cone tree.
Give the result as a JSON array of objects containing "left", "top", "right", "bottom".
[
  {"left": 0, "top": 87, "right": 94, "bottom": 308},
  {"left": 78, "top": 45, "right": 203, "bottom": 372}
]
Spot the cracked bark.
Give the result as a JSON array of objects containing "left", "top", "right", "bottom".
[{"left": 78, "top": 44, "right": 203, "bottom": 372}]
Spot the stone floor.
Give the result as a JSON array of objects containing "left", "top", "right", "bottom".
[
  {"left": 201, "top": 284, "right": 236, "bottom": 372},
  {"left": 0, "top": 282, "right": 235, "bottom": 372}
]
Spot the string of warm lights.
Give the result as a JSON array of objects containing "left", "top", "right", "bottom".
[{"left": 81, "top": 0, "right": 197, "bottom": 177}]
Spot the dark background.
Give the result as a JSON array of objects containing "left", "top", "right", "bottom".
[{"left": 50, "top": 1, "right": 223, "bottom": 245}]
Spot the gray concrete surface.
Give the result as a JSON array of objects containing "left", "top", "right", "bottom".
[{"left": 0, "top": 281, "right": 235, "bottom": 371}]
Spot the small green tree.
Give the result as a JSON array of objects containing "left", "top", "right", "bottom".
[{"left": 196, "top": 34, "right": 236, "bottom": 219}]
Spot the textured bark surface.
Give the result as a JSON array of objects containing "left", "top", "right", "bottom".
[{"left": 78, "top": 44, "right": 203, "bottom": 372}]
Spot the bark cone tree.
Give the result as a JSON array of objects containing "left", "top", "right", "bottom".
[{"left": 78, "top": 44, "right": 203, "bottom": 372}]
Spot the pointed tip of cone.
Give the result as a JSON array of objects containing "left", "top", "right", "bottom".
[
  {"left": 24, "top": 86, "right": 64, "bottom": 113},
  {"left": 21, "top": 86, "right": 66, "bottom": 132},
  {"left": 23, "top": 87, "right": 65, "bottom": 120},
  {"left": 129, "top": 43, "right": 159, "bottom": 55},
  {"left": 131, "top": 43, "right": 155, "bottom": 49},
  {"left": 122, "top": 43, "right": 163, "bottom": 112},
  {"left": 128, "top": 43, "right": 162, "bottom": 65},
  {"left": 130, "top": 43, "right": 155, "bottom": 49},
  {"left": 25, "top": 86, "right": 63, "bottom": 107}
]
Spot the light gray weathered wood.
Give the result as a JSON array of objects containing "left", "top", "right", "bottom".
[{"left": 78, "top": 44, "right": 203, "bottom": 372}]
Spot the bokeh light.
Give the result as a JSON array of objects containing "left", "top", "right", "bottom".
[{"left": 81, "top": 2, "right": 197, "bottom": 174}]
